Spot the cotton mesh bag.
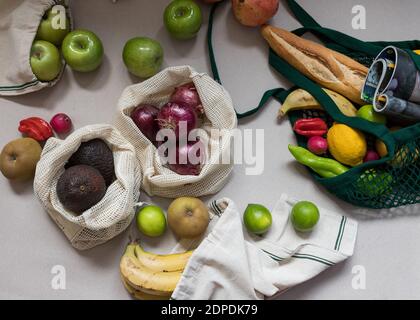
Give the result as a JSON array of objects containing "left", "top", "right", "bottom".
[
  {"left": 34, "top": 124, "right": 142, "bottom": 250},
  {"left": 115, "top": 65, "right": 237, "bottom": 198},
  {"left": 0, "top": 0, "right": 71, "bottom": 96}
]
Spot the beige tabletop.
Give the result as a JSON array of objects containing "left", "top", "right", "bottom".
[{"left": 1, "top": 0, "right": 420, "bottom": 299}]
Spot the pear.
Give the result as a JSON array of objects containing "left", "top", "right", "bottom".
[{"left": 0, "top": 138, "right": 42, "bottom": 181}]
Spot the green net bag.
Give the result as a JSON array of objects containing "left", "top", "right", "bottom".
[{"left": 207, "top": 0, "right": 420, "bottom": 209}]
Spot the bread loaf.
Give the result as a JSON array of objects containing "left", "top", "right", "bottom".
[{"left": 261, "top": 25, "right": 368, "bottom": 105}]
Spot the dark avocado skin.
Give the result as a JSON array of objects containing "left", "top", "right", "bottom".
[
  {"left": 57, "top": 165, "right": 106, "bottom": 215},
  {"left": 66, "top": 139, "right": 115, "bottom": 186}
]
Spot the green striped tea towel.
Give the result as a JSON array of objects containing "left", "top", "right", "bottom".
[{"left": 171, "top": 194, "right": 358, "bottom": 299}]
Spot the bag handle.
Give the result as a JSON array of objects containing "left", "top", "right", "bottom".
[
  {"left": 207, "top": 2, "right": 289, "bottom": 119},
  {"left": 288, "top": 0, "right": 420, "bottom": 53}
]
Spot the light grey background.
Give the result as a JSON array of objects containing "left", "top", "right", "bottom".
[{"left": 1, "top": 0, "right": 420, "bottom": 300}]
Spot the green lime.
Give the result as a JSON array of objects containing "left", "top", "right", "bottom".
[
  {"left": 243, "top": 204, "right": 272, "bottom": 235},
  {"left": 136, "top": 205, "right": 167, "bottom": 237},
  {"left": 357, "top": 105, "right": 387, "bottom": 124},
  {"left": 290, "top": 201, "right": 320, "bottom": 232}
]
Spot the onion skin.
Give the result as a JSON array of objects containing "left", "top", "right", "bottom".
[
  {"left": 157, "top": 102, "right": 198, "bottom": 138},
  {"left": 167, "top": 141, "right": 206, "bottom": 176},
  {"left": 307, "top": 136, "right": 328, "bottom": 155},
  {"left": 130, "top": 104, "right": 160, "bottom": 144},
  {"left": 170, "top": 82, "right": 204, "bottom": 115},
  {"left": 50, "top": 113, "right": 72, "bottom": 134}
]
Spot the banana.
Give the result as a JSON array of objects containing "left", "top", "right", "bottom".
[
  {"left": 121, "top": 274, "right": 170, "bottom": 300},
  {"left": 279, "top": 88, "right": 358, "bottom": 118},
  {"left": 120, "top": 243, "right": 182, "bottom": 297},
  {"left": 134, "top": 244, "right": 193, "bottom": 272}
]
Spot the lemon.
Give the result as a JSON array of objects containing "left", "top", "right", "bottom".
[
  {"left": 375, "top": 127, "right": 402, "bottom": 159},
  {"left": 414, "top": 50, "right": 420, "bottom": 55},
  {"left": 375, "top": 139, "right": 388, "bottom": 158},
  {"left": 327, "top": 124, "right": 367, "bottom": 167}
]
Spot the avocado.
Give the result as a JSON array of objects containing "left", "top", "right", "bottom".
[
  {"left": 57, "top": 165, "right": 106, "bottom": 215},
  {"left": 66, "top": 139, "right": 115, "bottom": 186}
]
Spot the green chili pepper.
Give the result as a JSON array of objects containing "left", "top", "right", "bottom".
[{"left": 288, "top": 145, "right": 349, "bottom": 178}]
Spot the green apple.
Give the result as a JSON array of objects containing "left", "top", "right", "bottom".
[
  {"left": 36, "top": 8, "right": 70, "bottom": 46},
  {"left": 164, "top": 0, "right": 202, "bottom": 40},
  {"left": 357, "top": 105, "right": 387, "bottom": 124},
  {"left": 30, "top": 40, "right": 62, "bottom": 82},
  {"left": 62, "top": 29, "right": 104, "bottom": 72},
  {"left": 290, "top": 201, "right": 320, "bottom": 232},
  {"left": 136, "top": 205, "right": 167, "bottom": 237},
  {"left": 122, "top": 37, "right": 163, "bottom": 78},
  {"left": 243, "top": 204, "right": 272, "bottom": 235}
]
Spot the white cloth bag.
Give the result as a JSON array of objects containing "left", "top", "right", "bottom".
[
  {"left": 0, "top": 0, "right": 71, "bottom": 96},
  {"left": 34, "top": 124, "right": 142, "bottom": 250},
  {"left": 115, "top": 65, "right": 237, "bottom": 198},
  {"left": 172, "top": 194, "right": 358, "bottom": 300}
]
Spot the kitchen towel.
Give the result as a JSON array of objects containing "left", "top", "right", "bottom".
[{"left": 171, "top": 194, "right": 358, "bottom": 300}]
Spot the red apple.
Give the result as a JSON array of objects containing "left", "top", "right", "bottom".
[{"left": 232, "top": 0, "right": 279, "bottom": 27}]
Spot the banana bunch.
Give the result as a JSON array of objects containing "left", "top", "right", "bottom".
[
  {"left": 279, "top": 88, "right": 358, "bottom": 118},
  {"left": 120, "top": 242, "right": 193, "bottom": 300}
]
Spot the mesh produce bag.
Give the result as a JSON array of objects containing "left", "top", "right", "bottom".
[
  {"left": 207, "top": 0, "right": 420, "bottom": 209},
  {"left": 275, "top": 0, "right": 420, "bottom": 209},
  {"left": 34, "top": 124, "right": 142, "bottom": 250},
  {"left": 115, "top": 65, "right": 237, "bottom": 198},
  {"left": 0, "top": 0, "right": 72, "bottom": 96}
]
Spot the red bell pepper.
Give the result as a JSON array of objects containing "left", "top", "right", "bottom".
[
  {"left": 293, "top": 118, "right": 328, "bottom": 137},
  {"left": 19, "top": 117, "right": 54, "bottom": 141}
]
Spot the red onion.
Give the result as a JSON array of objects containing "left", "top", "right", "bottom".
[
  {"left": 307, "top": 136, "right": 328, "bottom": 155},
  {"left": 170, "top": 82, "right": 204, "bottom": 115},
  {"left": 364, "top": 150, "right": 380, "bottom": 163},
  {"left": 157, "top": 102, "right": 198, "bottom": 138},
  {"left": 167, "top": 141, "right": 206, "bottom": 176},
  {"left": 50, "top": 113, "right": 72, "bottom": 134},
  {"left": 131, "top": 104, "right": 160, "bottom": 144}
]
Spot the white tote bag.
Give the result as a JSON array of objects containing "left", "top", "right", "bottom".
[
  {"left": 34, "top": 124, "right": 142, "bottom": 250},
  {"left": 0, "top": 0, "right": 71, "bottom": 96},
  {"left": 115, "top": 65, "right": 237, "bottom": 198}
]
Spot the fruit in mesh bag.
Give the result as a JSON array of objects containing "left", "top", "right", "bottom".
[
  {"left": 56, "top": 165, "right": 106, "bottom": 214},
  {"left": 66, "top": 139, "right": 115, "bottom": 186},
  {"left": 279, "top": 88, "right": 358, "bottom": 118},
  {"left": 374, "top": 127, "right": 419, "bottom": 166},
  {"left": 356, "top": 169, "right": 393, "bottom": 197},
  {"left": 389, "top": 144, "right": 420, "bottom": 168},
  {"left": 327, "top": 124, "right": 367, "bottom": 167}
]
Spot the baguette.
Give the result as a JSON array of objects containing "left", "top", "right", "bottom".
[{"left": 261, "top": 25, "right": 368, "bottom": 105}]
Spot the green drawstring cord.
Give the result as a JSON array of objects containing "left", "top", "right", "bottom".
[
  {"left": 206, "top": 1, "right": 288, "bottom": 119},
  {"left": 207, "top": 1, "right": 221, "bottom": 85}
]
